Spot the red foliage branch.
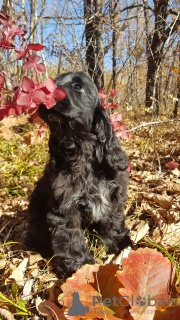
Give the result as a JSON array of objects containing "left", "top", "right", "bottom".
[
  {"left": 0, "top": 13, "right": 66, "bottom": 122},
  {"left": 0, "top": 13, "right": 129, "bottom": 141}
]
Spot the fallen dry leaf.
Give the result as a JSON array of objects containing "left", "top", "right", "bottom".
[
  {"left": 0, "top": 127, "right": 13, "bottom": 140},
  {"left": 0, "top": 259, "right": 6, "bottom": 269},
  {"left": 166, "top": 182, "right": 180, "bottom": 194},
  {"left": 37, "top": 300, "right": 64, "bottom": 320},
  {"left": 153, "top": 221, "right": 180, "bottom": 246},
  {"left": 153, "top": 305, "right": 180, "bottom": 320},
  {"left": 29, "top": 253, "right": 44, "bottom": 265},
  {"left": 59, "top": 264, "right": 127, "bottom": 319},
  {"left": 117, "top": 247, "right": 176, "bottom": 320},
  {"left": 9, "top": 258, "right": 28, "bottom": 286},
  {"left": 142, "top": 192, "right": 172, "bottom": 209},
  {"left": 142, "top": 203, "right": 165, "bottom": 225},
  {"left": 1, "top": 114, "right": 29, "bottom": 128},
  {"left": 22, "top": 279, "right": 34, "bottom": 300},
  {"left": 23, "top": 130, "right": 45, "bottom": 145},
  {"left": 172, "top": 168, "right": 180, "bottom": 178},
  {"left": 130, "top": 221, "right": 149, "bottom": 243}
]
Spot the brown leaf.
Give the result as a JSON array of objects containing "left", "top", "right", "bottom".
[
  {"left": 1, "top": 114, "right": 29, "bottom": 128},
  {"left": 59, "top": 264, "right": 128, "bottom": 319},
  {"left": 117, "top": 247, "right": 176, "bottom": 320},
  {"left": 130, "top": 221, "right": 149, "bottom": 244},
  {"left": 153, "top": 221, "right": 180, "bottom": 247},
  {"left": 37, "top": 300, "right": 64, "bottom": 320},
  {"left": 166, "top": 182, "right": 180, "bottom": 194},
  {"left": 23, "top": 130, "right": 45, "bottom": 145},
  {"left": 0, "top": 127, "right": 13, "bottom": 140},
  {"left": 29, "top": 253, "right": 44, "bottom": 265},
  {"left": 153, "top": 305, "right": 180, "bottom": 320},
  {"left": 142, "top": 192, "right": 172, "bottom": 209}
]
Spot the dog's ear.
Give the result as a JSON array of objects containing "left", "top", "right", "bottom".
[{"left": 93, "top": 100, "right": 128, "bottom": 171}]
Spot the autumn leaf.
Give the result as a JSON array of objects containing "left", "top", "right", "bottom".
[
  {"left": 27, "top": 43, "right": 45, "bottom": 51},
  {"left": 59, "top": 264, "right": 128, "bottom": 320},
  {"left": 142, "top": 192, "right": 172, "bottom": 209},
  {"left": 166, "top": 162, "right": 179, "bottom": 169},
  {"left": 117, "top": 248, "right": 176, "bottom": 320},
  {"left": 99, "top": 89, "right": 107, "bottom": 99},
  {"left": 171, "top": 66, "right": 179, "bottom": 73},
  {"left": 0, "top": 74, "right": 5, "bottom": 91}
]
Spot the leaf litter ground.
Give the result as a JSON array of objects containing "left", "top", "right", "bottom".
[{"left": 0, "top": 114, "right": 180, "bottom": 320}]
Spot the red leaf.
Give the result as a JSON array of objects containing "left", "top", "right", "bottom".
[
  {"left": 46, "top": 77, "right": 57, "bottom": 93},
  {"left": 14, "top": 104, "right": 26, "bottom": 116},
  {"left": 23, "top": 60, "right": 34, "bottom": 70},
  {"left": 115, "top": 113, "right": 122, "bottom": 121},
  {"left": 102, "top": 103, "right": 108, "bottom": 109},
  {"left": 32, "top": 89, "right": 46, "bottom": 104},
  {"left": 117, "top": 247, "right": 176, "bottom": 320},
  {"left": 113, "top": 122, "right": 119, "bottom": 131},
  {"left": 116, "top": 130, "right": 129, "bottom": 140},
  {"left": 53, "top": 88, "right": 67, "bottom": 101},
  {"left": 122, "top": 131, "right": 129, "bottom": 140},
  {"left": 35, "top": 63, "right": 46, "bottom": 73},
  {"left": 110, "top": 113, "right": 122, "bottom": 122},
  {"left": 120, "top": 123, "right": 126, "bottom": 131},
  {"left": 110, "top": 89, "right": 116, "bottom": 98},
  {"left": 0, "top": 74, "right": 5, "bottom": 91},
  {"left": 116, "top": 131, "right": 123, "bottom": 137},
  {"left": 15, "top": 48, "right": 29, "bottom": 60},
  {"left": 108, "top": 104, "right": 118, "bottom": 109},
  {"left": 0, "top": 104, "right": 13, "bottom": 120},
  {"left": 17, "top": 92, "right": 31, "bottom": 106},
  {"left": 29, "top": 54, "right": 41, "bottom": 63},
  {"left": 127, "top": 165, "right": 131, "bottom": 172},
  {"left": 27, "top": 43, "right": 45, "bottom": 51},
  {"left": 99, "top": 92, "right": 107, "bottom": 99},
  {"left": 165, "top": 161, "right": 179, "bottom": 169},
  {"left": 21, "top": 76, "right": 35, "bottom": 93},
  {"left": 109, "top": 89, "right": 119, "bottom": 98},
  {"left": 46, "top": 94, "right": 56, "bottom": 109}
]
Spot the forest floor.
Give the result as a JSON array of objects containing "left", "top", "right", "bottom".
[{"left": 0, "top": 111, "right": 180, "bottom": 319}]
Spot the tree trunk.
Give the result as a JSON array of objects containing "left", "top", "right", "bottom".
[
  {"left": 84, "top": 0, "right": 96, "bottom": 81},
  {"left": 94, "top": 0, "right": 104, "bottom": 90},
  {"left": 127, "top": 0, "right": 133, "bottom": 105},
  {"left": 29, "top": 0, "right": 37, "bottom": 43},
  {"left": 145, "top": 0, "right": 171, "bottom": 114},
  {"left": 173, "top": 40, "right": 180, "bottom": 117}
]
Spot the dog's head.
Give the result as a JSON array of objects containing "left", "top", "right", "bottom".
[
  {"left": 39, "top": 71, "right": 128, "bottom": 171},
  {"left": 39, "top": 72, "right": 100, "bottom": 129}
]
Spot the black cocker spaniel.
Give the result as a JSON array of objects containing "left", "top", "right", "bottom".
[{"left": 26, "top": 72, "right": 130, "bottom": 276}]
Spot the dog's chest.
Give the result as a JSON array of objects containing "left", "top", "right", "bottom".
[
  {"left": 79, "top": 180, "right": 112, "bottom": 222},
  {"left": 52, "top": 172, "right": 114, "bottom": 223}
]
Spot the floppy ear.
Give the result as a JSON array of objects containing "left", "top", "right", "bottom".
[{"left": 92, "top": 100, "right": 128, "bottom": 171}]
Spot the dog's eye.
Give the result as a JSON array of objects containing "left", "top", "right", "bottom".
[{"left": 73, "top": 83, "right": 82, "bottom": 90}]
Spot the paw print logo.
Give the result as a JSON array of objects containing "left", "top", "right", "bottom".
[{"left": 136, "top": 296, "right": 146, "bottom": 306}]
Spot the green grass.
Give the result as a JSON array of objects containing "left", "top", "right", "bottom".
[{"left": 0, "top": 130, "right": 49, "bottom": 197}]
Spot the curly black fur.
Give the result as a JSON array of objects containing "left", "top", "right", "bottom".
[{"left": 26, "top": 72, "right": 130, "bottom": 277}]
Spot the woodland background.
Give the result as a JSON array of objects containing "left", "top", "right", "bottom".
[
  {"left": 0, "top": 1, "right": 180, "bottom": 320},
  {"left": 0, "top": 0, "right": 180, "bottom": 115}
]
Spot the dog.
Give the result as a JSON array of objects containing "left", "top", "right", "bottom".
[{"left": 26, "top": 72, "right": 129, "bottom": 276}]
